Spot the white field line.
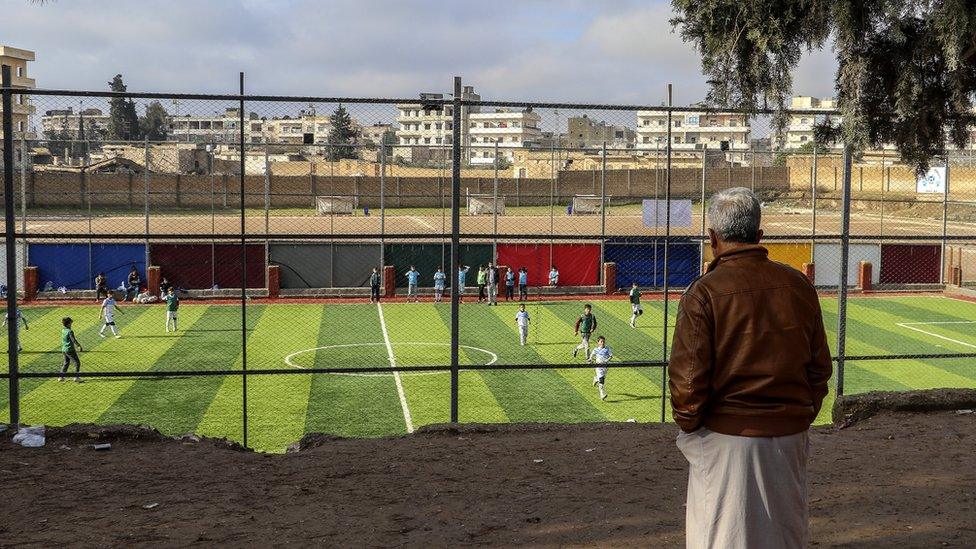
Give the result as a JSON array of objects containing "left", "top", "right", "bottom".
[
  {"left": 896, "top": 322, "right": 976, "bottom": 350},
  {"left": 377, "top": 302, "right": 415, "bottom": 433},
  {"left": 408, "top": 216, "right": 436, "bottom": 229},
  {"left": 899, "top": 321, "right": 976, "bottom": 325}
]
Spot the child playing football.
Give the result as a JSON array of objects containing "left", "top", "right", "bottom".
[
  {"left": 588, "top": 335, "right": 612, "bottom": 400},
  {"left": 629, "top": 282, "right": 643, "bottom": 328},
  {"left": 573, "top": 304, "right": 598, "bottom": 359},
  {"left": 515, "top": 303, "right": 530, "bottom": 346}
]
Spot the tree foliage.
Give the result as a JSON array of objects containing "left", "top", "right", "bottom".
[
  {"left": 106, "top": 74, "right": 140, "bottom": 141},
  {"left": 139, "top": 100, "right": 170, "bottom": 142},
  {"left": 326, "top": 104, "right": 359, "bottom": 161},
  {"left": 671, "top": 0, "right": 976, "bottom": 171}
]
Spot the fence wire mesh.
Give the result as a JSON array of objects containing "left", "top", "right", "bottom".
[{"left": 2, "top": 80, "right": 976, "bottom": 451}]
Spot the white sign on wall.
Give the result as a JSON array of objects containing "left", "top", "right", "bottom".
[
  {"left": 916, "top": 167, "right": 946, "bottom": 194},
  {"left": 642, "top": 199, "right": 692, "bottom": 228}
]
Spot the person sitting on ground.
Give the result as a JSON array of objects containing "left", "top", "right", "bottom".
[
  {"left": 669, "top": 187, "right": 832, "bottom": 548},
  {"left": 126, "top": 267, "right": 141, "bottom": 302},
  {"left": 94, "top": 272, "right": 109, "bottom": 301},
  {"left": 548, "top": 265, "right": 559, "bottom": 287}
]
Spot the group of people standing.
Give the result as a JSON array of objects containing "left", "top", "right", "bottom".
[{"left": 368, "top": 263, "right": 536, "bottom": 303}]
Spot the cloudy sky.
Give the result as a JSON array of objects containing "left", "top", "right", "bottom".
[{"left": 6, "top": 0, "right": 839, "bottom": 106}]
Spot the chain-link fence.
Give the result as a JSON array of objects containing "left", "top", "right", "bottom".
[{"left": 3, "top": 73, "right": 976, "bottom": 451}]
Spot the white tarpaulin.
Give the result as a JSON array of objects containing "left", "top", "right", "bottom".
[
  {"left": 642, "top": 199, "right": 693, "bottom": 228},
  {"left": 917, "top": 167, "right": 946, "bottom": 194}
]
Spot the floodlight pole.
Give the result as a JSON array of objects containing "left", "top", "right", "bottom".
[
  {"left": 941, "top": 155, "right": 950, "bottom": 285},
  {"left": 493, "top": 141, "right": 499, "bottom": 260},
  {"left": 3, "top": 65, "right": 21, "bottom": 426},
  {"left": 449, "top": 76, "right": 462, "bottom": 423}
]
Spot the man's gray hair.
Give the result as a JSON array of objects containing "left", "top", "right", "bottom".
[{"left": 707, "top": 188, "right": 762, "bottom": 243}]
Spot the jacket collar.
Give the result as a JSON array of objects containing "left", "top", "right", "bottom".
[{"left": 706, "top": 244, "right": 768, "bottom": 273}]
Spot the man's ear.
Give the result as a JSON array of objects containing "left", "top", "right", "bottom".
[
  {"left": 707, "top": 228, "right": 719, "bottom": 248},
  {"left": 755, "top": 229, "right": 764, "bottom": 244}
]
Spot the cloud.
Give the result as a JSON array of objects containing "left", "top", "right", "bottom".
[{"left": 4, "top": 0, "right": 838, "bottom": 111}]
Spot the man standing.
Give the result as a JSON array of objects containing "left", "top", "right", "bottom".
[
  {"left": 486, "top": 262, "right": 499, "bottom": 306},
  {"left": 669, "top": 188, "right": 832, "bottom": 548},
  {"left": 369, "top": 267, "right": 381, "bottom": 304},
  {"left": 457, "top": 265, "right": 470, "bottom": 303}
]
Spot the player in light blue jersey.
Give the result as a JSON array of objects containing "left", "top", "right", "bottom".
[
  {"left": 433, "top": 268, "right": 446, "bottom": 303},
  {"left": 405, "top": 265, "right": 421, "bottom": 303},
  {"left": 457, "top": 265, "right": 470, "bottom": 303},
  {"left": 588, "top": 335, "right": 612, "bottom": 400}
]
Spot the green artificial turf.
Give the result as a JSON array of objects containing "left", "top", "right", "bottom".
[{"left": 2, "top": 295, "right": 975, "bottom": 452}]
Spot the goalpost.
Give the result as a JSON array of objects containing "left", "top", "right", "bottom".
[
  {"left": 315, "top": 195, "right": 357, "bottom": 215},
  {"left": 466, "top": 193, "right": 506, "bottom": 215},
  {"left": 571, "top": 194, "right": 611, "bottom": 215}
]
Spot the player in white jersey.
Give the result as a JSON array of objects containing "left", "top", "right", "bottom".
[
  {"left": 99, "top": 294, "right": 125, "bottom": 338},
  {"left": 2, "top": 308, "right": 29, "bottom": 351},
  {"left": 514, "top": 303, "right": 530, "bottom": 346},
  {"left": 588, "top": 335, "right": 612, "bottom": 400}
]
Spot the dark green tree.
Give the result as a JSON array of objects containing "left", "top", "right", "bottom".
[
  {"left": 325, "top": 104, "right": 359, "bottom": 161},
  {"left": 106, "top": 74, "right": 141, "bottom": 141},
  {"left": 139, "top": 100, "right": 170, "bottom": 141},
  {"left": 671, "top": 0, "right": 976, "bottom": 171}
]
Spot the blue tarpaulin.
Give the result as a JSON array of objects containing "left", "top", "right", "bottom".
[
  {"left": 30, "top": 243, "right": 146, "bottom": 290},
  {"left": 604, "top": 239, "right": 700, "bottom": 288}
]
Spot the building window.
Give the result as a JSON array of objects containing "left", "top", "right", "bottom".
[
  {"left": 658, "top": 120, "right": 665, "bottom": 126},
  {"left": 424, "top": 123, "right": 431, "bottom": 130},
  {"left": 16, "top": 66, "right": 23, "bottom": 77},
  {"left": 446, "top": 122, "right": 453, "bottom": 130},
  {"left": 424, "top": 137, "right": 431, "bottom": 144},
  {"left": 674, "top": 120, "right": 681, "bottom": 128},
  {"left": 18, "top": 121, "right": 24, "bottom": 132},
  {"left": 435, "top": 123, "right": 442, "bottom": 130},
  {"left": 800, "top": 136, "right": 808, "bottom": 142},
  {"left": 435, "top": 137, "right": 442, "bottom": 144}
]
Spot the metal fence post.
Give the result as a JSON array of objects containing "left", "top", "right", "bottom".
[
  {"left": 836, "top": 145, "right": 853, "bottom": 396},
  {"left": 3, "top": 65, "right": 21, "bottom": 427},
  {"left": 811, "top": 145, "right": 818, "bottom": 261},
  {"left": 238, "top": 72, "right": 249, "bottom": 448},
  {"left": 450, "top": 76, "right": 462, "bottom": 423},
  {"left": 493, "top": 141, "right": 499, "bottom": 261},
  {"left": 661, "top": 84, "right": 673, "bottom": 423},
  {"left": 379, "top": 142, "right": 386, "bottom": 272},
  {"left": 941, "top": 155, "right": 950, "bottom": 284},
  {"left": 600, "top": 141, "right": 607, "bottom": 284},
  {"left": 144, "top": 138, "right": 150, "bottom": 281}
]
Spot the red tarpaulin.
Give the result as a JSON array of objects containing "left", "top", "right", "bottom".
[
  {"left": 496, "top": 243, "right": 601, "bottom": 286},
  {"left": 150, "top": 244, "right": 266, "bottom": 289},
  {"left": 880, "top": 244, "right": 941, "bottom": 284}
]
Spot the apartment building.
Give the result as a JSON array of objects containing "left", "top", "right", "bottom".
[
  {"left": 41, "top": 107, "right": 110, "bottom": 138},
  {"left": 565, "top": 115, "right": 635, "bottom": 149},
  {"left": 781, "top": 96, "right": 838, "bottom": 150},
  {"left": 360, "top": 123, "right": 395, "bottom": 147},
  {"left": 394, "top": 86, "right": 481, "bottom": 162},
  {"left": 467, "top": 109, "right": 542, "bottom": 165},
  {"left": 635, "top": 107, "right": 751, "bottom": 156},
  {"left": 168, "top": 107, "right": 254, "bottom": 143},
  {"left": 0, "top": 45, "right": 37, "bottom": 166}
]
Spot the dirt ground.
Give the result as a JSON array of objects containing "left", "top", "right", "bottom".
[{"left": 1, "top": 409, "right": 974, "bottom": 548}]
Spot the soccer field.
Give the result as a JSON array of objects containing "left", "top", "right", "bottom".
[{"left": 2, "top": 295, "right": 976, "bottom": 452}]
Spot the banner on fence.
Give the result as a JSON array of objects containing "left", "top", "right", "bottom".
[
  {"left": 916, "top": 167, "right": 946, "bottom": 194},
  {"left": 642, "top": 199, "right": 692, "bottom": 228}
]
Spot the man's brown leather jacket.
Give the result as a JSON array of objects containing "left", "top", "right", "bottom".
[{"left": 669, "top": 245, "right": 832, "bottom": 436}]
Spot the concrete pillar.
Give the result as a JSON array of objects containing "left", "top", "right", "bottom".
[
  {"left": 147, "top": 266, "right": 161, "bottom": 296},
  {"left": 383, "top": 265, "right": 396, "bottom": 298},
  {"left": 267, "top": 265, "right": 280, "bottom": 298},
  {"left": 858, "top": 261, "right": 873, "bottom": 291},
  {"left": 801, "top": 262, "right": 815, "bottom": 283},
  {"left": 603, "top": 262, "right": 617, "bottom": 295},
  {"left": 23, "top": 266, "right": 38, "bottom": 302}
]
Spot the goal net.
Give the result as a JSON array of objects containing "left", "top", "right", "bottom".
[
  {"left": 315, "top": 196, "right": 356, "bottom": 216},
  {"left": 467, "top": 194, "right": 506, "bottom": 215},
  {"left": 571, "top": 194, "right": 609, "bottom": 215}
]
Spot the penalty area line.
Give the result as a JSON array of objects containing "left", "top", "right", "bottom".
[
  {"left": 377, "top": 302, "right": 415, "bottom": 433},
  {"left": 896, "top": 322, "right": 976, "bottom": 350}
]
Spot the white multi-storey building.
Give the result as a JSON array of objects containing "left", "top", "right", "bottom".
[
  {"left": 635, "top": 108, "right": 751, "bottom": 154},
  {"left": 394, "top": 86, "right": 481, "bottom": 162},
  {"left": 0, "top": 45, "right": 36, "bottom": 166},
  {"left": 781, "top": 96, "right": 838, "bottom": 150},
  {"left": 41, "top": 108, "right": 110, "bottom": 138},
  {"left": 467, "top": 109, "right": 542, "bottom": 164},
  {"left": 168, "top": 108, "right": 251, "bottom": 143}
]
